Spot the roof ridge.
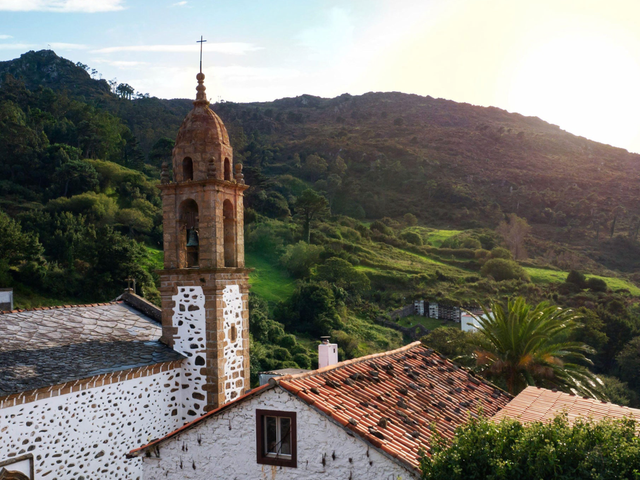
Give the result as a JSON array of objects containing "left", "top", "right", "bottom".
[
  {"left": 0, "top": 301, "right": 120, "bottom": 315},
  {"left": 524, "top": 385, "right": 640, "bottom": 409},
  {"left": 277, "top": 341, "right": 422, "bottom": 383}
]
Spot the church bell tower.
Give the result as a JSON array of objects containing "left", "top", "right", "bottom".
[{"left": 158, "top": 70, "right": 250, "bottom": 419}]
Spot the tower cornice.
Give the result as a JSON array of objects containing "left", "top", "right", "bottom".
[{"left": 158, "top": 179, "right": 250, "bottom": 193}]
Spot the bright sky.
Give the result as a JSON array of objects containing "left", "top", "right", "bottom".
[{"left": 1, "top": 0, "right": 640, "bottom": 153}]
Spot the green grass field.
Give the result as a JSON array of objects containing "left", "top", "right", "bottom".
[
  {"left": 425, "top": 229, "right": 463, "bottom": 247},
  {"left": 143, "top": 245, "right": 164, "bottom": 270},
  {"left": 524, "top": 267, "right": 640, "bottom": 295},
  {"left": 246, "top": 252, "right": 296, "bottom": 303}
]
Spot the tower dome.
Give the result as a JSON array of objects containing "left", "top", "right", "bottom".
[{"left": 172, "top": 72, "right": 233, "bottom": 182}]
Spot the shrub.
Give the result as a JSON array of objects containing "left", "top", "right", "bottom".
[
  {"left": 474, "top": 249, "right": 491, "bottom": 260},
  {"left": 280, "top": 241, "right": 322, "bottom": 278},
  {"left": 480, "top": 258, "right": 530, "bottom": 282},
  {"left": 369, "top": 220, "right": 394, "bottom": 236},
  {"left": 292, "top": 353, "right": 311, "bottom": 369},
  {"left": 278, "top": 334, "right": 297, "bottom": 349},
  {"left": 420, "top": 415, "right": 640, "bottom": 479},
  {"left": 587, "top": 277, "right": 608, "bottom": 292},
  {"left": 566, "top": 270, "right": 587, "bottom": 288},
  {"left": 313, "top": 257, "right": 370, "bottom": 295},
  {"left": 246, "top": 224, "right": 284, "bottom": 257},
  {"left": 403, "top": 213, "right": 418, "bottom": 226},
  {"left": 399, "top": 231, "right": 423, "bottom": 246},
  {"left": 490, "top": 246, "right": 512, "bottom": 259}
]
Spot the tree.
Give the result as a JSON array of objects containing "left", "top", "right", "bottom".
[
  {"left": 148, "top": 137, "right": 175, "bottom": 168},
  {"left": 293, "top": 189, "right": 329, "bottom": 243},
  {"left": 116, "top": 208, "right": 153, "bottom": 235},
  {"left": 303, "top": 154, "right": 328, "bottom": 180},
  {"left": 0, "top": 210, "right": 44, "bottom": 267},
  {"left": 280, "top": 241, "right": 322, "bottom": 278},
  {"left": 313, "top": 258, "right": 370, "bottom": 295},
  {"left": 276, "top": 281, "right": 344, "bottom": 336},
  {"left": 616, "top": 336, "right": 640, "bottom": 389},
  {"left": 471, "top": 297, "right": 602, "bottom": 397},
  {"left": 83, "top": 226, "right": 153, "bottom": 300},
  {"left": 420, "top": 414, "right": 640, "bottom": 480},
  {"left": 610, "top": 205, "right": 626, "bottom": 238},
  {"left": 421, "top": 327, "right": 475, "bottom": 367},
  {"left": 496, "top": 213, "right": 530, "bottom": 259},
  {"left": 330, "top": 155, "right": 347, "bottom": 176},
  {"left": 51, "top": 159, "right": 99, "bottom": 197}
]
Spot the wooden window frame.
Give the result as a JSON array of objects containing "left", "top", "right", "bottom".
[{"left": 256, "top": 409, "right": 297, "bottom": 468}]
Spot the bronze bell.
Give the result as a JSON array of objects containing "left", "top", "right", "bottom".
[{"left": 186, "top": 228, "right": 199, "bottom": 247}]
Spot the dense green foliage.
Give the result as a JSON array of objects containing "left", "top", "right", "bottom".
[
  {"left": 4, "top": 50, "right": 640, "bottom": 392},
  {"left": 420, "top": 415, "right": 640, "bottom": 480},
  {"left": 471, "top": 297, "right": 601, "bottom": 397}
]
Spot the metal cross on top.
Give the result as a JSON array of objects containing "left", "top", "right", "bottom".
[{"left": 197, "top": 35, "right": 207, "bottom": 73}]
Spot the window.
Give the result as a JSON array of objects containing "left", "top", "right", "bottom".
[
  {"left": 223, "top": 199, "right": 236, "bottom": 267},
  {"left": 224, "top": 158, "right": 232, "bottom": 181},
  {"left": 256, "top": 410, "right": 297, "bottom": 468},
  {"left": 183, "top": 157, "right": 193, "bottom": 181}
]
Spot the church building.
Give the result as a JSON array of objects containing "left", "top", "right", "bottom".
[
  {"left": 2, "top": 68, "right": 515, "bottom": 480},
  {"left": 0, "top": 70, "right": 250, "bottom": 480}
]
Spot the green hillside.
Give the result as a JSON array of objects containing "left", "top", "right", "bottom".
[{"left": 3, "top": 50, "right": 640, "bottom": 396}]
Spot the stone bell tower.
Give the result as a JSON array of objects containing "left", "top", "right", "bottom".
[{"left": 158, "top": 71, "right": 250, "bottom": 420}]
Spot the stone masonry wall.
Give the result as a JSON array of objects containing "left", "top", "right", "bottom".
[
  {"left": 159, "top": 271, "right": 250, "bottom": 412},
  {"left": 1, "top": 367, "right": 183, "bottom": 480},
  {"left": 141, "top": 387, "right": 416, "bottom": 480}
]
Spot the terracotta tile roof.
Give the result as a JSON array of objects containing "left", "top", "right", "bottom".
[
  {"left": 279, "top": 341, "right": 511, "bottom": 471},
  {"left": 0, "top": 302, "right": 183, "bottom": 396},
  {"left": 129, "top": 342, "right": 511, "bottom": 471},
  {"left": 493, "top": 386, "right": 640, "bottom": 424}
]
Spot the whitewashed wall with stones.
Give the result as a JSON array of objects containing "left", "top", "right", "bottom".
[
  {"left": 172, "top": 286, "right": 207, "bottom": 421},
  {"left": 222, "top": 285, "right": 244, "bottom": 402},
  {"left": 1, "top": 370, "right": 183, "bottom": 480},
  {"left": 141, "top": 387, "right": 416, "bottom": 480}
]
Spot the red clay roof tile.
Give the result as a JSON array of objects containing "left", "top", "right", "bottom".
[
  {"left": 279, "top": 341, "right": 511, "bottom": 470},
  {"left": 493, "top": 386, "right": 640, "bottom": 424}
]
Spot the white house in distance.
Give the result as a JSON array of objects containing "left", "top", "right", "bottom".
[{"left": 129, "top": 342, "right": 511, "bottom": 480}]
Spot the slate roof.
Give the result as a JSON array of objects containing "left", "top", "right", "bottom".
[
  {"left": 130, "top": 341, "right": 511, "bottom": 472},
  {"left": 0, "top": 302, "right": 184, "bottom": 396},
  {"left": 493, "top": 386, "right": 640, "bottom": 424}
]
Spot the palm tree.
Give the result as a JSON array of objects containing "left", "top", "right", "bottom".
[{"left": 470, "top": 297, "right": 604, "bottom": 399}]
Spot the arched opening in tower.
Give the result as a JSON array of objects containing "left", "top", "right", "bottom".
[
  {"left": 223, "top": 199, "right": 236, "bottom": 267},
  {"left": 179, "top": 199, "right": 199, "bottom": 267},
  {"left": 183, "top": 157, "right": 194, "bottom": 181},
  {"left": 224, "top": 158, "right": 232, "bottom": 181}
]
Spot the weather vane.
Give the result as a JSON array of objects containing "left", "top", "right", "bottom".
[{"left": 197, "top": 35, "right": 207, "bottom": 73}]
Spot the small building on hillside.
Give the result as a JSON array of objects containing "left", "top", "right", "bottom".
[{"left": 129, "top": 342, "right": 511, "bottom": 480}]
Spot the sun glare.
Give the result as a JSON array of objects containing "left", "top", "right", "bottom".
[{"left": 503, "top": 30, "right": 640, "bottom": 151}]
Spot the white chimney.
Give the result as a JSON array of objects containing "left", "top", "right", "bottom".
[
  {"left": 0, "top": 288, "right": 13, "bottom": 311},
  {"left": 318, "top": 336, "right": 338, "bottom": 368}
]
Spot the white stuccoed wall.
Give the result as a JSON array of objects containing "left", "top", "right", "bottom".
[
  {"left": 1, "top": 369, "right": 183, "bottom": 480},
  {"left": 222, "top": 285, "right": 244, "bottom": 402},
  {"left": 141, "top": 387, "right": 416, "bottom": 480},
  {"left": 172, "top": 286, "right": 207, "bottom": 421}
]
